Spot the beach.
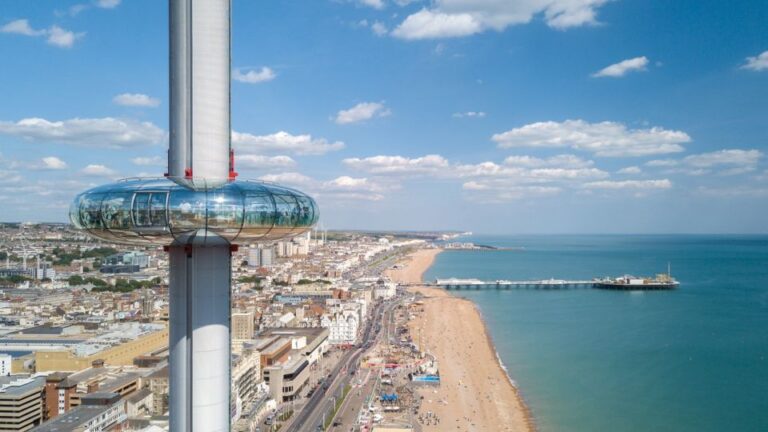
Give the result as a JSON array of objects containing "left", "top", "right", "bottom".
[{"left": 385, "top": 248, "right": 534, "bottom": 432}]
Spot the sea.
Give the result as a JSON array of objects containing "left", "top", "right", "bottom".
[{"left": 423, "top": 235, "right": 768, "bottom": 432}]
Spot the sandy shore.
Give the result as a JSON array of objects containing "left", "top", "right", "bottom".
[{"left": 386, "top": 248, "right": 534, "bottom": 432}]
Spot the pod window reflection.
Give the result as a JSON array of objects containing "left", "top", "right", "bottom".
[{"left": 69, "top": 178, "right": 319, "bottom": 245}]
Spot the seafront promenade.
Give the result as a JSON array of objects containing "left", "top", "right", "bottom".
[{"left": 385, "top": 249, "right": 534, "bottom": 432}]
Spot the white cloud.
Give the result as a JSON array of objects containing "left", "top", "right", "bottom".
[
  {"left": 617, "top": 166, "right": 642, "bottom": 174},
  {"left": 646, "top": 159, "right": 678, "bottom": 167},
  {"left": 1, "top": 19, "right": 46, "bottom": 36},
  {"left": 462, "top": 183, "right": 561, "bottom": 201},
  {"left": 344, "top": 154, "right": 607, "bottom": 185},
  {"left": 492, "top": 119, "right": 690, "bottom": 157},
  {"left": 371, "top": 21, "right": 388, "bottom": 36},
  {"left": 237, "top": 155, "right": 296, "bottom": 169},
  {"left": 233, "top": 131, "right": 344, "bottom": 155},
  {"left": 81, "top": 164, "right": 117, "bottom": 177},
  {"left": 453, "top": 111, "right": 486, "bottom": 118},
  {"left": 41, "top": 156, "right": 67, "bottom": 170},
  {"left": 741, "top": 50, "right": 768, "bottom": 71},
  {"left": 1, "top": 20, "right": 83, "bottom": 48},
  {"left": 645, "top": 150, "right": 762, "bottom": 176},
  {"left": 682, "top": 149, "right": 762, "bottom": 169},
  {"left": 113, "top": 93, "right": 161, "bottom": 107},
  {"left": 343, "top": 154, "right": 450, "bottom": 175},
  {"left": 592, "top": 56, "right": 649, "bottom": 78},
  {"left": 259, "top": 172, "right": 315, "bottom": 187},
  {"left": 68, "top": 0, "right": 121, "bottom": 16},
  {"left": 697, "top": 186, "right": 768, "bottom": 197},
  {"left": 258, "top": 172, "right": 388, "bottom": 200},
  {"left": 391, "top": 0, "right": 609, "bottom": 40},
  {"left": 131, "top": 156, "right": 164, "bottom": 166},
  {"left": 96, "top": 0, "right": 121, "bottom": 8},
  {"left": 0, "top": 117, "right": 166, "bottom": 148},
  {"left": 0, "top": 169, "right": 22, "bottom": 185},
  {"left": 322, "top": 176, "right": 388, "bottom": 200},
  {"left": 454, "top": 161, "right": 608, "bottom": 182},
  {"left": 360, "top": 0, "right": 385, "bottom": 10},
  {"left": 46, "top": 26, "right": 84, "bottom": 48},
  {"left": 392, "top": 10, "right": 482, "bottom": 39},
  {"left": 233, "top": 67, "right": 277, "bottom": 84},
  {"left": 503, "top": 154, "right": 593, "bottom": 168},
  {"left": 335, "top": 102, "right": 391, "bottom": 124},
  {"left": 583, "top": 179, "right": 672, "bottom": 190}
]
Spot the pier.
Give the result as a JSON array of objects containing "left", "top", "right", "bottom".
[{"left": 407, "top": 277, "right": 677, "bottom": 290}]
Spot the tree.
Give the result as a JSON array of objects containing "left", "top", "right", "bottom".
[
  {"left": 0, "top": 275, "right": 31, "bottom": 284},
  {"left": 68, "top": 275, "right": 85, "bottom": 286}
]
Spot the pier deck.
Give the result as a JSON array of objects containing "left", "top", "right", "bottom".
[{"left": 407, "top": 278, "right": 676, "bottom": 290}]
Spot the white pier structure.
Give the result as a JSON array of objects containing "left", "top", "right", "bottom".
[{"left": 431, "top": 278, "right": 596, "bottom": 290}]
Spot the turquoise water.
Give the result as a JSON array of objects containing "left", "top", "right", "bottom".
[{"left": 424, "top": 235, "right": 768, "bottom": 432}]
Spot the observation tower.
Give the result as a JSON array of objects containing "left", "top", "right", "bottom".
[{"left": 69, "top": 1, "right": 319, "bottom": 430}]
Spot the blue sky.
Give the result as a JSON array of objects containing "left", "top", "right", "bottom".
[{"left": 0, "top": 0, "right": 766, "bottom": 233}]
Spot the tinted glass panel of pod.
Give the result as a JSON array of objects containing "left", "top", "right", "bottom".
[{"left": 69, "top": 178, "right": 319, "bottom": 245}]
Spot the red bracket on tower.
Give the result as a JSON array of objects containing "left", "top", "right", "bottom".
[
  {"left": 228, "top": 149, "right": 238, "bottom": 181},
  {"left": 184, "top": 168, "right": 193, "bottom": 179}
]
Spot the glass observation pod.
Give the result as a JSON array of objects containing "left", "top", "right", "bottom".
[{"left": 69, "top": 178, "right": 319, "bottom": 246}]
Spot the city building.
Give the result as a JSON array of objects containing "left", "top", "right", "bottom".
[
  {"left": 0, "top": 354, "right": 11, "bottom": 376},
  {"left": 145, "top": 365, "right": 168, "bottom": 416},
  {"left": 254, "top": 337, "right": 292, "bottom": 368},
  {"left": 125, "top": 388, "right": 153, "bottom": 417},
  {"left": 231, "top": 346, "right": 260, "bottom": 408},
  {"left": 262, "top": 355, "right": 309, "bottom": 402},
  {"left": 374, "top": 280, "right": 397, "bottom": 299},
  {"left": 321, "top": 310, "right": 360, "bottom": 344},
  {"left": 0, "top": 375, "right": 44, "bottom": 431},
  {"left": 33, "top": 392, "right": 126, "bottom": 432},
  {"left": 247, "top": 246, "right": 274, "bottom": 268},
  {"left": 231, "top": 311, "right": 255, "bottom": 341},
  {"left": 259, "top": 328, "right": 330, "bottom": 366},
  {"left": 105, "top": 252, "right": 151, "bottom": 268},
  {"left": 30, "top": 324, "right": 168, "bottom": 372},
  {"left": 33, "top": 258, "right": 55, "bottom": 281},
  {"left": 43, "top": 361, "right": 139, "bottom": 419}
]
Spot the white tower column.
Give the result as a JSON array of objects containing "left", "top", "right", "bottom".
[
  {"left": 169, "top": 237, "right": 231, "bottom": 431},
  {"left": 168, "top": 1, "right": 233, "bottom": 430},
  {"left": 169, "top": 0, "right": 231, "bottom": 188}
]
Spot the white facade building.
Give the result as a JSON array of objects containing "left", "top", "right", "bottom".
[
  {"left": 321, "top": 310, "right": 359, "bottom": 344},
  {"left": 374, "top": 281, "right": 397, "bottom": 299}
]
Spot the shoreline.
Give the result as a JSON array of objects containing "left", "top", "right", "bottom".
[{"left": 385, "top": 247, "right": 535, "bottom": 432}]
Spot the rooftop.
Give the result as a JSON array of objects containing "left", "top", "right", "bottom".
[
  {"left": 0, "top": 375, "right": 45, "bottom": 397},
  {"left": 32, "top": 405, "right": 117, "bottom": 432}
]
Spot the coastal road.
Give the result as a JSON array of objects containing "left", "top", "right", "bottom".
[
  {"left": 289, "top": 250, "right": 408, "bottom": 431},
  {"left": 287, "top": 301, "right": 385, "bottom": 432},
  {"left": 326, "top": 296, "right": 409, "bottom": 431}
]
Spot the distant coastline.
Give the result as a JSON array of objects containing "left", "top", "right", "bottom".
[{"left": 441, "top": 242, "right": 525, "bottom": 251}]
